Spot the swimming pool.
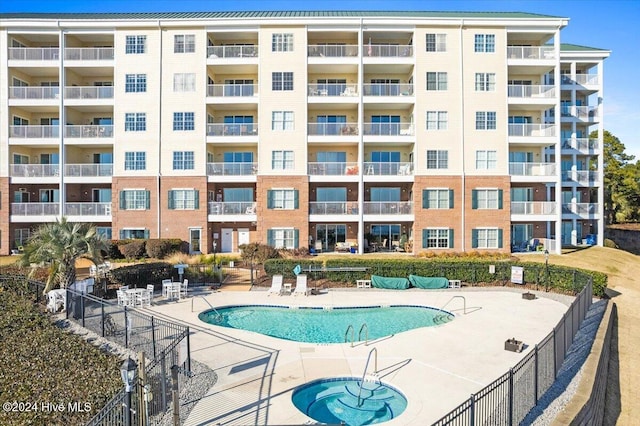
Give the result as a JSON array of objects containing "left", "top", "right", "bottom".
[{"left": 198, "top": 304, "right": 454, "bottom": 343}]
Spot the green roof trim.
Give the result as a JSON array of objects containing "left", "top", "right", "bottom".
[
  {"left": 560, "top": 43, "right": 609, "bottom": 52},
  {"left": 0, "top": 10, "right": 567, "bottom": 20}
]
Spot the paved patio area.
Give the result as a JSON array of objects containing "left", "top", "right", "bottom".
[{"left": 147, "top": 287, "right": 571, "bottom": 425}]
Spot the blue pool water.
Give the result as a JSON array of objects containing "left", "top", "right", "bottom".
[
  {"left": 198, "top": 304, "right": 453, "bottom": 343},
  {"left": 292, "top": 377, "right": 408, "bottom": 425}
]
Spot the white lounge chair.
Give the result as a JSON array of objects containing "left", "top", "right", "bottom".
[
  {"left": 293, "top": 274, "right": 308, "bottom": 296},
  {"left": 267, "top": 275, "right": 284, "bottom": 296}
]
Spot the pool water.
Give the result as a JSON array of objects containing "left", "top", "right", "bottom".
[
  {"left": 198, "top": 305, "right": 453, "bottom": 343},
  {"left": 292, "top": 377, "right": 407, "bottom": 425}
]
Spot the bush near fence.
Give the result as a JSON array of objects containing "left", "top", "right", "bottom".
[{"left": 263, "top": 258, "right": 607, "bottom": 297}]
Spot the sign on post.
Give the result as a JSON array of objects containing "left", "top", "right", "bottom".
[{"left": 511, "top": 266, "right": 524, "bottom": 284}]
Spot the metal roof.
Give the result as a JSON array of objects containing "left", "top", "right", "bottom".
[{"left": 560, "top": 43, "right": 609, "bottom": 52}]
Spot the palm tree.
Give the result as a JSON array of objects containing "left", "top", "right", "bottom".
[{"left": 19, "top": 217, "right": 109, "bottom": 294}]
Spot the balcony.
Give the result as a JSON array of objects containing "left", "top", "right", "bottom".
[
  {"left": 207, "top": 45, "right": 258, "bottom": 58},
  {"left": 566, "top": 106, "right": 599, "bottom": 121},
  {"left": 65, "top": 125, "right": 114, "bottom": 139},
  {"left": 507, "top": 84, "right": 555, "bottom": 99},
  {"left": 308, "top": 162, "right": 359, "bottom": 176},
  {"left": 8, "top": 47, "right": 60, "bottom": 61},
  {"left": 206, "top": 123, "right": 258, "bottom": 137},
  {"left": 509, "top": 162, "right": 556, "bottom": 182},
  {"left": 507, "top": 46, "right": 555, "bottom": 60},
  {"left": 10, "top": 164, "right": 59, "bottom": 178},
  {"left": 363, "top": 83, "right": 414, "bottom": 97},
  {"left": 363, "top": 201, "right": 413, "bottom": 215},
  {"left": 208, "top": 202, "right": 256, "bottom": 218},
  {"left": 363, "top": 123, "right": 414, "bottom": 136},
  {"left": 64, "top": 86, "right": 114, "bottom": 100},
  {"left": 64, "top": 47, "right": 114, "bottom": 61},
  {"left": 308, "top": 84, "right": 358, "bottom": 97},
  {"left": 363, "top": 162, "right": 413, "bottom": 176},
  {"left": 562, "top": 203, "right": 599, "bottom": 218},
  {"left": 308, "top": 44, "right": 358, "bottom": 57},
  {"left": 309, "top": 202, "right": 359, "bottom": 215},
  {"left": 511, "top": 201, "right": 557, "bottom": 215},
  {"left": 207, "top": 84, "right": 257, "bottom": 98},
  {"left": 64, "top": 202, "right": 112, "bottom": 217},
  {"left": 65, "top": 163, "right": 113, "bottom": 177},
  {"left": 561, "top": 138, "right": 599, "bottom": 154},
  {"left": 508, "top": 124, "right": 556, "bottom": 138},
  {"left": 307, "top": 123, "right": 358, "bottom": 136},
  {"left": 365, "top": 44, "right": 413, "bottom": 58},
  {"left": 9, "top": 125, "right": 58, "bottom": 139},
  {"left": 562, "top": 170, "right": 600, "bottom": 185},
  {"left": 562, "top": 74, "right": 599, "bottom": 86},
  {"left": 12, "top": 202, "right": 59, "bottom": 217},
  {"left": 9, "top": 86, "right": 60, "bottom": 100}
]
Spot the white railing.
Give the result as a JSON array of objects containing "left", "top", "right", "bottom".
[
  {"left": 308, "top": 44, "right": 358, "bottom": 57},
  {"left": 363, "top": 122, "right": 413, "bottom": 136},
  {"left": 206, "top": 162, "right": 257, "bottom": 176},
  {"left": 572, "top": 106, "right": 598, "bottom": 120},
  {"left": 562, "top": 203, "right": 599, "bottom": 215},
  {"left": 9, "top": 86, "right": 60, "bottom": 99},
  {"left": 308, "top": 162, "right": 358, "bottom": 176},
  {"left": 207, "top": 84, "right": 257, "bottom": 97},
  {"left": 507, "top": 84, "right": 555, "bottom": 98},
  {"left": 362, "top": 83, "right": 414, "bottom": 96},
  {"left": 308, "top": 83, "right": 358, "bottom": 97},
  {"left": 65, "top": 125, "right": 114, "bottom": 138},
  {"left": 8, "top": 47, "right": 60, "bottom": 61},
  {"left": 10, "top": 164, "right": 59, "bottom": 178},
  {"left": 208, "top": 202, "right": 256, "bottom": 215},
  {"left": 65, "top": 163, "right": 113, "bottom": 177},
  {"left": 307, "top": 122, "right": 358, "bottom": 136},
  {"left": 511, "top": 202, "right": 557, "bottom": 215},
  {"left": 64, "top": 86, "right": 114, "bottom": 99},
  {"left": 562, "top": 138, "right": 599, "bottom": 151},
  {"left": 64, "top": 47, "right": 114, "bottom": 61},
  {"left": 9, "top": 125, "right": 59, "bottom": 138},
  {"left": 365, "top": 44, "right": 413, "bottom": 57},
  {"left": 363, "top": 162, "right": 413, "bottom": 176},
  {"left": 11, "top": 202, "right": 60, "bottom": 216},
  {"left": 363, "top": 201, "right": 412, "bottom": 214},
  {"left": 309, "top": 202, "right": 359, "bottom": 215},
  {"left": 207, "top": 45, "right": 258, "bottom": 58},
  {"left": 64, "top": 202, "right": 112, "bottom": 216},
  {"left": 574, "top": 74, "right": 599, "bottom": 85},
  {"left": 507, "top": 45, "right": 555, "bottom": 60},
  {"left": 508, "top": 124, "right": 556, "bottom": 137},
  {"left": 206, "top": 123, "right": 258, "bottom": 136},
  {"left": 509, "top": 162, "right": 556, "bottom": 177},
  {"left": 562, "top": 170, "right": 599, "bottom": 183}
]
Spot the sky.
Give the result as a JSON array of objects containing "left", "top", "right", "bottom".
[{"left": 2, "top": 0, "right": 638, "bottom": 159}]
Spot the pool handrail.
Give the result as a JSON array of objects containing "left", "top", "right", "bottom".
[
  {"left": 358, "top": 323, "right": 369, "bottom": 346},
  {"left": 345, "top": 324, "right": 355, "bottom": 347},
  {"left": 358, "top": 347, "right": 379, "bottom": 407},
  {"left": 440, "top": 295, "right": 467, "bottom": 315},
  {"left": 192, "top": 295, "right": 223, "bottom": 320}
]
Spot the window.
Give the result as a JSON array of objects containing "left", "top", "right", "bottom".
[
  {"left": 124, "top": 152, "right": 146, "bottom": 170},
  {"left": 272, "top": 33, "right": 294, "bottom": 52},
  {"left": 472, "top": 189, "right": 503, "bottom": 209},
  {"left": 173, "top": 151, "right": 195, "bottom": 170},
  {"left": 423, "top": 189, "right": 454, "bottom": 209},
  {"left": 168, "top": 189, "right": 199, "bottom": 210},
  {"left": 96, "top": 227, "right": 112, "bottom": 240},
  {"left": 119, "top": 229, "right": 149, "bottom": 239},
  {"left": 125, "top": 74, "right": 146, "bottom": 93},
  {"left": 422, "top": 228, "right": 453, "bottom": 249},
  {"left": 474, "top": 34, "right": 495, "bottom": 53},
  {"left": 267, "top": 228, "right": 298, "bottom": 249},
  {"left": 173, "top": 112, "right": 195, "bottom": 131},
  {"left": 272, "top": 111, "right": 294, "bottom": 131},
  {"left": 272, "top": 150, "right": 294, "bottom": 170},
  {"left": 124, "top": 113, "right": 146, "bottom": 131},
  {"left": 120, "top": 190, "right": 150, "bottom": 210},
  {"left": 426, "top": 72, "right": 447, "bottom": 91},
  {"left": 173, "top": 73, "right": 196, "bottom": 92},
  {"left": 272, "top": 72, "right": 294, "bottom": 91},
  {"left": 426, "top": 34, "right": 447, "bottom": 52},
  {"left": 426, "top": 111, "right": 448, "bottom": 130},
  {"left": 370, "top": 187, "right": 400, "bottom": 202},
  {"left": 475, "top": 73, "right": 496, "bottom": 91},
  {"left": 475, "top": 150, "right": 497, "bottom": 169},
  {"left": 426, "top": 150, "right": 448, "bottom": 169},
  {"left": 472, "top": 228, "right": 503, "bottom": 249},
  {"left": 475, "top": 112, "right": 496, "bottom": 130},
  {"left": 125, "top": 35, "right": 146, "bottom": 54},
  {"left": 267, "top": 189, "right": 299, "bottom": 209},
  {"left": 174, "top": 34, "right": 195, "bottom": 53}
]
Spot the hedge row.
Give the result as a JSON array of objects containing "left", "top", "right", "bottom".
[{"left": 105, "top": 238, "right": 187, "bottom": 260}]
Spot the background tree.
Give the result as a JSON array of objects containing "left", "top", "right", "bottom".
[{"left": 18, "top": 217, "right": 108, "bottom": 294}]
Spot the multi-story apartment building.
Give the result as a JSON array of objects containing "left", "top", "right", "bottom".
[{"left": 0, "top": 11, "right": 609, "bottom": 256}]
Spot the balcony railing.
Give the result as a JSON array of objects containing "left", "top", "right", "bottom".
[
  {"left": 9, "top": 86, "right": 60, "bottom": 99},
  {"left": 363, "top": 162, "right": 413, "bottom": 176},
  {"left": 207, "top": 84, "right": 256, "bottom": 97},
  {"left": 64, "top": 86, "right": 114, "bottom": 99},
  {"left": 507, "top": 84, "right": 555, "bottom": 98},
  {"left": 308, "top": 44, "right": 358, "bottom": 57},
  {"left": 64, "top": 47, "right": 114, "bottom": 61},
  {"left": 562, "top": 138, "right": 599, "bottom": 151},
  {"left": 509, "top": 162, "right": 556, "bottom": 177},
  {"left": 9, "top": 125, "right": 58, "bottom": 138},
  {"left": 508, "top": 124, "right": 555, "bottom": 137},
  {"left": 562, "top": 203, "right": 599, "bottom": 215},
  {"left": 362, "top": 83, "right": 414, "bottom": 96},
  {"left": 307, "top": 123, "right": 358, "bottom": 136},
  {"left": 572, "top": 106, "right": 599, "bottom": 120},
  {"left": 10, "top": 164, "right": 59, "bottom": 178},
  {"left": 8, "top": 47, "right": 60, "bottom": 61},
  {"left": 65, "top": 125, "right": 114, "bottom": 138},
  {"left": 208, "top": 202, "right": 256, "bottom": 215},
  {"left": 206, "top": 123, "right": 258, "bottom": 136},
  {"left": 308, "top": 83, "right": 357, "bottom": 97},
  {"left": 562, "top": 170, "right": 599, "bottom": 183},
  {"left": 363, "top": 122, "right": 413, "bottom": 136},
  {"left": 363, "top": 201, "right": 413, "bottom": 215},
  {"left": 511, "top": 202, "right": 557, "bottom": 215},
  {"left": 207, "top": 45, "right": 258, "bottom": 58},
  {"left": 206, "top": 162, "right": 257, "bottom": 176},
  {"left": 309, "top": 202, "right": 359, "bottom": 215},
  {"left": 65, "top": 163, "right": 113, "bottom": 177},
  {"left": 308, "top": 162, "right": 358, "bottom": 176},
  {"left": 365, "top": 44, "right": 413, "bottom": 57},
  {"left": 562, "top": 74, "right": 599, "bottom": 85},
  {"left": 507, "top": 45, "right": 555, "bottom": 60},
  {"left": 64, "top": 202, "right": 112, "bottom": 216},
  {"left": 12, "top": 202, "right": 59, "bottom": 216}
]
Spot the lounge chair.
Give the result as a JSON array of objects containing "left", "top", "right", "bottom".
[
  {"left": 268, "top": 275, "right": 284, "bottom": 296},
  {"left": 293, "top": 274, "right": 308, "bottom": 296}
]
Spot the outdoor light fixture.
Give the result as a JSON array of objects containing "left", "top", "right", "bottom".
[
  {"left": 544, "top": 249, "right": 550, "bottom": 292},
  {"left": 120, "top": 357, "right": 138, "bottom": 426}
]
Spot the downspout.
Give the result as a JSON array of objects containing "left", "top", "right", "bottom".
[
  {"left": 459, "top": 20, "right": 465, "bottom": 251},
  {"left": 357, "top": 18, "right": 364, "bottom": 253},
  {"left": 58, "top": 23, "right": 65, "bottom": 220},
  {"left": 157, "top": 20, "right": 163, "bottom": 238}
]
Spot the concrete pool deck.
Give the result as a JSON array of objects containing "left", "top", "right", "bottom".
[{"left": 147, "top": 287, "right": 572, "bottom": 425}]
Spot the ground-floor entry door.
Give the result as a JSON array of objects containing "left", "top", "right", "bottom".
[
  {"left": 189, "top": 228, "right": 201, "bottom": 254},
  {"left": 238, "top": 228, "right": 250, "bottom": 247},
  {"left": 221, "top": 228, "right": 233, "bottom": 253}
]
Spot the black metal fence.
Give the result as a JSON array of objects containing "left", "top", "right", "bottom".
[{"left": 432, "top": 274, "right": 594, "bottom": 425}]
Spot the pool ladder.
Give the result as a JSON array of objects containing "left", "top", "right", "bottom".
[
  {"left": 440, "top": 295, "right": 467, "bottom": 315},
  {"left": 357, "top": 347, "right": 379, "bottom": 407},
  {"left": 191, "top": 296, "right": 223, "bottom": 321},
  {"left": 344, "top": 323, "right": 369, "bottom": 347}
]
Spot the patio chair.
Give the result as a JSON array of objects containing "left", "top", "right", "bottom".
[
  {"left": 180, "top": 279, "right": 189, "bottom": 298},
  {"left": 146, "top": 284, "right": 155, "bottom": 300},
  {"left": 315, "top": 241, "right": 323, "bottom": 253},
  {"left": 381, "top": 239, "right": 388, "bottom": 251},
  {"left": 161, "top": 279, "right": 172, "bottom": 297},
  {"left": 267, "top": 275, "right": 284, "bottom": 296},
  {"left": 293, "top": 274, "right": 308, "bottom": 296},
  {"left": 46, "top": 290, "right": 65, "bottom": 313}
]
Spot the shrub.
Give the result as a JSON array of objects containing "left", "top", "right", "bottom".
[
  {"left": 104, "top": 240, "right": 123, "bottom": 259},
  {"left": 239, "top": 243, "right": 279, "bottom": 265},
  {"left": 110, "top": 262, "right": 174, "bottom": 287},
  {"left": 604, "top": 238, "right": 619, "bottom": 249},
  {"left": 118, "top": 240, "right": 146, "bottom": 260},
  {"left": 146, "top": 239, "right": 173, "bottom": 259}
]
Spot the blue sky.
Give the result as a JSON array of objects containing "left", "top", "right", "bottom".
[{"left": 3, "top": 0, "right": 638, "bottom": 159}]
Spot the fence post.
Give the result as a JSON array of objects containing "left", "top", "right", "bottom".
[
  {"left": 552, "top": 327, "right": 557, "bottom": 378},
  {"left": 534, "top": 344, "right": 539, "bottom": 405},
  {"left": 186, "top": 327, "right": 192, "bottom": 373},
  {"left": 508, "top": 368, "right": 514, "bottom": 425},
  {"left": 469, "top": 393, "right": 475, "bottom": 425},
  {"left": 151, "top": 316, "right": 157, "bottom": 359},
  {"left": 125, "top": 307, "right": 129, "bottom": 348},
  {"left": 101, "top": 303, "right": 105, "bottom": 337},
  {"left": 81, "top": 293, "right": 86, "bottom": 328},
  {"left": 160, "top": 352, "right": 168, "bottom": 412}
]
